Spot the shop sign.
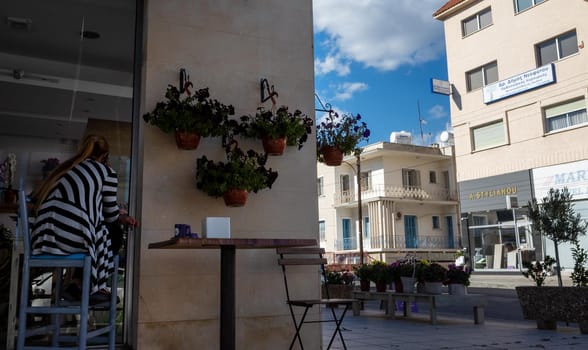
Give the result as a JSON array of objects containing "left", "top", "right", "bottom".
[
  {"left": 468, "top": 186, "right": 517, "bottom": 200},
  {"left": 483, "top": 64, "right": 555, "bottom": 104},
  {"left": 532, "top": 159, "right": 588, "bottom": 201},
  {"left": 459, "top": 170, "right": 532, "bottom": 212}
]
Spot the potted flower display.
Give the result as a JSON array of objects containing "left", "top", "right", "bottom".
[
  {"left": 398, "top": 257, "right": 417, "bottom": 293},
  {"left": 421, "top": 262, "right": 447, "bottom": 294},
  {"left": 353, "top": 263, "right": 373, "bottom": 291},
  {"left": 143, "top": 84, "right": 235, "bottom": 150},
  {"left": 444, "top": 264, "right": 472, "bottom": 295},
  {"left": 316, "top": 111, "right": 370, "bottom": 166},
  {"left": 195, "top": 141, "right": 278, "bottom": 207},
  {"left": 321, "top": 270, "right": 355, "bottom": 300},
  {"left": 388, "top": 260, "right": 404, "bottom": 292},
  {"left": 241, "top": 106, "right": 313, "bottom": 155}
]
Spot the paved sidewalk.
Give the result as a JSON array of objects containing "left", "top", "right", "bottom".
[{"left": 323, "top": 304, "right": 588, "bottom": 350}]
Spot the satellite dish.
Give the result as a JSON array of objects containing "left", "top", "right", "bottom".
[{"left": 440, "top": 131, "right": 450, "bottom": 142}]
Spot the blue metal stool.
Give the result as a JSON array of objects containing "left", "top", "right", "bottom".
[{"left": 15, "top": 189, "right": 119, "bottom": 350}]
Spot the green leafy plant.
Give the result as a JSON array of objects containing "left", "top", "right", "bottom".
[
  {"left": 316, "top": 111, "right": 370, "bottom": 160},
  {"left": 444, "top": 264, "right": 471, "bottom": 286},
  {"left": 398, "top": 257, "right": 417, "bottom": 278},
  {"left": 528, "top": 187, "right": 588, "bottom": 286},
  {"left": 422, "top": 262, "right": 447, "bottom": 283},
  {"left": 571, "top": 241, "right": 588, "bottom": 287},
  {"left": 195, "top": 141, "right": 278, "bottom": 198},
  {"left": 241, "top": 106, "right": 313, "bottom": 150},
  {"left": 143, "top": 84, "right": 234, "bottom": 136},
  {"left": 522, "top": 256, "right": 556, "bottom": 286},
  {"left": 368, "top": 260, "right": 393, "bottom": 284},
  {"left": 352, "top": 263, "right": 373, "bottom": 281}
]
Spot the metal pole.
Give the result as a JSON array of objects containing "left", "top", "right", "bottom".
[{"left": 356, "top": 154, "right": 364, "bottom": 265}]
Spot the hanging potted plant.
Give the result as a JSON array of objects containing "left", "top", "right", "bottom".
[
  {"left": 240, "top": 106, "right": 313, "bottom": 155},
  {"left": 143, "top": 84, "right": 235, "bottom": 150},
  {"left": 195, "top": 141, "right": 278, "bottom": 207},
  {"left": 316, "top": 111, "right": 370, "bottom": 166}
]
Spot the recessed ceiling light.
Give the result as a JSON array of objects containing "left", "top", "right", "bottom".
[{"left": 82, "top": 30, "right": 100, "bottom": 39}]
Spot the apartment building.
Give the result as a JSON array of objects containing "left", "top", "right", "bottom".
[
  {"left": 317, "top": 137, "right": 459, "bottom": 265},
  {"left": 434, "top": 0, "right": 588, "bottom": 270}
]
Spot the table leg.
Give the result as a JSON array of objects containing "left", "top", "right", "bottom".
[
  {"left": 474, "top": 306, "right": 485, "bottom": 324},
  {"left": 220, "top": 246, "right": 236, "bottom": 350}
]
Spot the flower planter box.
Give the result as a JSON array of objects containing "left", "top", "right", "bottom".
[
  {"left": 516, "top": 286, "right": 588, "bottom": 333},
  {"left": 321, "top": 284, "right": 353, "bottom": 299}
]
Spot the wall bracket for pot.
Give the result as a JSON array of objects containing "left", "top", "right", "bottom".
[
  {"left": 260, "top": 78, "right": 278, "bottom": 104},
  {"left": 179, "top": 68, "right": 193, "bottom": 94}
]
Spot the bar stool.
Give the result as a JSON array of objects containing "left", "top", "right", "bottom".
[{"left": 15, "top": 189, "right": 119, "bottom": 349}]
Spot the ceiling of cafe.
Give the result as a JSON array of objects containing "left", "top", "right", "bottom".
[{"left": 0, "top": 0, "right": 136, "bottom": 141}]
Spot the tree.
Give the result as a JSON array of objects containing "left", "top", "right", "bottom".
[{"left": 528, "top": 187, "right": 588, "bottom": 287}]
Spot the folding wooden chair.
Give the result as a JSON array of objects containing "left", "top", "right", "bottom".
[
  {"left": 277, "top": 247, "right": 355, "bottom": 350},
  {"left": 15, "top": 189, "right": 119, "bottom": 350}
]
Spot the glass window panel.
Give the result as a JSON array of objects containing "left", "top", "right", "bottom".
[
  {"left": 569, "top": 109, "right": 588, "bottom": 126},
  {"left": 479, "top": 9, "right": 493, "bottom": 29},
  {"left": 463, "top": 16, "right": 478, "bottom": 36},
  {"left": 516, "top": 0, "right": 533, "bottom": 13},
  {"left": 473, "top": 120, "right": 505, "bottom": 150},
  {"left": 537, "top": 39, "right": 558, "bottom": 65},
  {"left": 559, "top": 31, "right": 579, "bottom": 58},
  {"left": 319, "top": 220, "right": 326, "bottom": 241},
  {"left": 484, "top": 62, "right": 498, "bottom": 84},
  {"left": 467, "top": 68, "right": 484, "bottom": 91}
]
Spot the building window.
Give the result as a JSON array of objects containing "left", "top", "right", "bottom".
[
  {"left": 442, "top": 171, "right": 450, "bottom": 189},
  {"left": 319, "top": 220, "right": 326, "bottom": 241},
  {"left": 340, "top": 174, "right": 350, "bottom": 193},
  {"left": 317, "top": 177, "right": 324, "bottom": 196},
  {"left": 536, "top": 30, "right": 578, "bottom": 66},
  {"left": 402, "top": 169, "right": 421, "bottom": 188},
  {"left": 462, "top": 7, "right": 492, "bottom": 36},
  {"left": 466, "top": 61, "right": 498, "bottom": 92},
  {"left": 472, "top": 119, "right": 505, "bottom": 151},
  {"left": 432, "top": 216, "right": 440, "bottom": 229},
  {"left": 429, "top": 171, "right": 437, "bottom": 184},
  {"left": 360, "top": 171, "right": 371, "bottom": 191},
  {"left": 363, "top": 217, "right": 370, "bottom": 239},
  {"left": 544, "top": 98, "right": 587, "bottom": 132},
  {"left": 514, "top": 0, "right": 546, "bottom": 14}
]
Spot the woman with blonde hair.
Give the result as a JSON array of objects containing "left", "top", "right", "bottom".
[{"left": 31, "top": 134, "right": 137, "bottom": 302}]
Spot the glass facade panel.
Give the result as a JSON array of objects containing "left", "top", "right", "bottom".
[{"left": 0, "top": 0, "right": 138, "bottom": 346}]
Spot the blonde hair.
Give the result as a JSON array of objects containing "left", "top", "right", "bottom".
[{"left": 33, "top": 135, "right": 110, "bottom": 210}]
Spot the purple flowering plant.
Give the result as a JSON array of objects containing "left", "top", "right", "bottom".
[{"left": 316, "top": 111, "right": 370, "bottom": 159}]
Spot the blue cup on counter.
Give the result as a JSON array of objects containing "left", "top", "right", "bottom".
[{"left": 174, "top": 224, "right": 191, "bottom": 238}]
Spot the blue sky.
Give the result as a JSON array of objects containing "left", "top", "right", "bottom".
[{"left": 313, "top": 0, "right": 451, "bottom": 146}]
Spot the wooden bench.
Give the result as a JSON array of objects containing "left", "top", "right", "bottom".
[{"left": 352, "top": 291, "right": 487, "bottom": 325}]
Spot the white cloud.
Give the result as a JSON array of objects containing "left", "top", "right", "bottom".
[
  {"left": 333, "top": 82, "right": 368, "bottom": 101},
  {"left": 313, "top": 0, "right": 446, "bottom": 72},
  {"left": 315, "top": 54, "right": 351, "bottom": 76},
  {"left": 427, "top": 104, "right": 447, "bottom": 119}
]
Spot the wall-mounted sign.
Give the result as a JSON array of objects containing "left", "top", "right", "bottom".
[
  {"left": 459, "top": 170, "right": 532, "bottom": 212},
  {"left": 431, "top": 78, "right": 452, "bottom": 95},
  {"left": 483, "top": 64, "right": 555, "bottom": 104},
  {"left": 532, "top": 159, "right": 588, "bottom": 202}
]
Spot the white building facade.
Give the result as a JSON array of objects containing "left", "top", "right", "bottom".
[
  {"left": 434, "top": 0, "right": 588, "bottom": 270},
  {"left": 317, "top": 140, "right": 460, "bottom": 264}
]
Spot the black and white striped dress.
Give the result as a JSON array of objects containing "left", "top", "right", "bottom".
[{"left": 32, "top": 158, "right": 120, "bottom": 294}]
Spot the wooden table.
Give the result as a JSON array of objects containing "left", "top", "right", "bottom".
[
  {"left": 352, "top": 290, "right": 487, "bottom": 325},
  {"left": 148, "top": 237, "right": 317, "bottom": 350}
]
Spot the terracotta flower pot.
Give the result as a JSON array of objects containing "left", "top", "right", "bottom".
[
  {"left": 174, "top": 130, "right": 201, "bottom": 150},
  {"left": 375, "top": 281, "right": 387, "bottom": 292},
  {"left": 321, "top": 146, "right": 343, "bottom": 166},
  {"left": 223, "top": 188, "right": 248, "bottom": 207},
  {"left": 262, "top": 137, "right": 287, "bottom": 156},
  {"left": 360, "top": 278, "right": 370, "bottom": 292}
]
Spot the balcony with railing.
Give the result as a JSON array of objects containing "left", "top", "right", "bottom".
[
  {"left": 334, "top": 184, "right": 457, "bottom": 206},
  {"left": 334, "top": 234, "right": 452, "bottom": 251}
]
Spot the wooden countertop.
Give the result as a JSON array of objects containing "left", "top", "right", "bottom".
[{"left": 148, "top": 237, "right": 317, "bottom": 249}]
